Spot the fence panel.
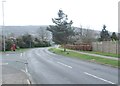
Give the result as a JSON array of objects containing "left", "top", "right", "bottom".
[{"left": 92, "top": 41, "right": 118, "bottom": 54}]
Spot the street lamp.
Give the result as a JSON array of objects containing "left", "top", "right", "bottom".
[{"left": 2, "top": 0, "right": 6, "bottom": 51}]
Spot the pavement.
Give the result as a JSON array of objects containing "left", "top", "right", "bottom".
[
  {"left": 1, "top": 52, "right": 31, "bottom": 84},
  {"left": 2, "top": 65, "right": 29, "bottom": 84},
  {"left": 57, "top": 47, "right": 118, "bottom": 60},
  {"left": 71, "top": 50, "right": 118, "bottom": 60},
  {"left": 24, "top": 48, "right": 118, "bottom": 84}
]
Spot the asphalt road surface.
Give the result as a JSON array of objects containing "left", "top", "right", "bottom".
[
  {"left": 23, "top": 47, "right": 118, "bottom": 84},
  {"left": 1, "top": 52, "right": 31, "bottom": 84}
]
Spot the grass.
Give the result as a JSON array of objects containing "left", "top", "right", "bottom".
[
  {"left": 59, "top": 45, "right": 119, "bottom": 58},
  {"left": 59, "top": 47, "right": 119, "bottom": 58},
  {"left": 15, "top": 48, "right": 29, "bottom": 52},
  {"left": 49, "top": 48, "right": 119, "bottom": 68}
]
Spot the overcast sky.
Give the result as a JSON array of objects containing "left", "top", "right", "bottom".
[{"left": 0, "top": 0, "right": 119, "bottom": 32}]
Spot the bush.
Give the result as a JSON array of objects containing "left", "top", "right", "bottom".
[
  {"left": 34, "top": 41, "right": 51, "bottom": 47},
  {"left": 5, "top": 39, "right": 13, "bottom": 51}
]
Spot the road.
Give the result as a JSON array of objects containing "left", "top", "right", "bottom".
[
  {"left": 1, "top": 52, "right": 31, "bottom": 84},
  {"left": 23, "top": 47, "right": 118, "bottom": 84}
]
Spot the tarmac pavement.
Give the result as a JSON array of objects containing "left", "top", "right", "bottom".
[
  {"left": 1, "top": 51, "right": 31, "bottom": 84},
  {"left": 2, "top": 65, "right": 29, "bottom": 84}
]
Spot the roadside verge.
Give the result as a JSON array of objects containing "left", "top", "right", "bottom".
[{"left": 48, "top": 48, "right": 119, "bottom": 68}]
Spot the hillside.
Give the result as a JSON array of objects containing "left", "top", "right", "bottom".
[{"left": 0, "top": 25, "right": 48, "bottom": 36}]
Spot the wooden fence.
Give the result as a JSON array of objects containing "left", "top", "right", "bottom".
[{"left": 92, "top": 41, "right": 119, "bottom": 54}]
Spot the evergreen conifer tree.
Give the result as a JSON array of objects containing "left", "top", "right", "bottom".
[{"left": 47, "top": 10, "right": 74, "bottom": 51}]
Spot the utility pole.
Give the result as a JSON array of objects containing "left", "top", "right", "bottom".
[{"left": 2, "top": 0, "right": 6, "bottom": 51}]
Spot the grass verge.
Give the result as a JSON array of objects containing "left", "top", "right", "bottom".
[
  {"left": 49, "top": 48, "right": 119, "bottom": 68},
  {"left": 59, "top": 46, "right": 119, "bottom": 58}
]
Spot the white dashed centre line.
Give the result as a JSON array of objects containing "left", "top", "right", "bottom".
[
  {"left": 57, "top": 62, "right": 72, "bottom": 68},
  {"left": 84, "top": 72, "right": 115, "bottom": 84},
  {"left": 6, "top": 54, "right": 9, "bottom": 56}
]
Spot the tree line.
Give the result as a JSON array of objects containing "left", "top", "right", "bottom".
[
  {"left": 99, "top": 25, "right": 119, "bottom": 41},
  {"left": 1, "top": 9, "right": 119, "bottom": 51},
  {"left": 1, "top": 28, "right": 51, "bottom": 51},
  {"left": 47, "top": 9, "right": 119, "bottom": 52}
]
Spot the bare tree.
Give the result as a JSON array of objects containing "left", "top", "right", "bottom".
[
  {"left": 37, "top": 27, "right": 50, "bottom": 42},
  {"left": 82, "top": 29, "right": 95, "bottom": 44},
  {"left": 74, "top": 26, "right": 96, "bottom": 44}
]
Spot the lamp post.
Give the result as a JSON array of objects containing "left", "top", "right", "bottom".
[{"left": 2, "top": 0, "right": 6, "bottom": 51}]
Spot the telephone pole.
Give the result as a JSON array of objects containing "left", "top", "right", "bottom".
[{"left": 2, "top": 0, "right": 6, "bottom": 51}]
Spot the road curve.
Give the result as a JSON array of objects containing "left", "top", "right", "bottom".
[{"left": 24, "top": 48, "right": 118, "bottom": 84}]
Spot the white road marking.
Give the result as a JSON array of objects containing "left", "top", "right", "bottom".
[
  {"left": 0, "top": 63, "right": 8, "bottom": 65},
  {"left": 27, "top": 79, "right": 31, "bottom": 84},
  {"left": 36, "top": 53, "right": 40, "bottom": 56},
  {"left": 21, "top": 64, "right": 29, "bottom": 75},
  {"left": 84, "top": 72, "right": 115, "bottom": 84},
  {"left": 57, "top": 62, "right": 72, "bottom": 68},
  {"left": 21, "top": 69, "right": 31, "bottom": 77},
  {"left": 6, "top": 54, "right": 9, "bottom": 56},
  {"left": 21, "top": 69, "right": 31, "bottom": 84},
  {"left": 23, "top": 52, "right": 25, "bottom": 56},
  {"left": 21, "top": 69, "right": 26, "bottom": 73},
  {"left": 35, "top": 50, "right": 41, "bottom": 57},
  {"left": 20, "top": 53, "right": 23, "bottom": 57},
  {"left": 25, "top": 64, "right": 28, "bottom": 73}
]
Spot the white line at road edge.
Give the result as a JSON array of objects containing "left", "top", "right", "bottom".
[
  {"left": 84, "top": 72, "right": 115, "bottom": 84},
  {"left": 21, "top": 69, "right": 31, "bottom": 77},
  {"left": 21, "top": 69, "right": 31, "bottom": 84},
  {"left": 57, "top": 62, "right": 72, "bottom": 68},
  {"left": 21, "top": 69, "right": 26, "bottom": 73},
  {"left": 27, "top": 79, "right": 31, "bottom": 84}
]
